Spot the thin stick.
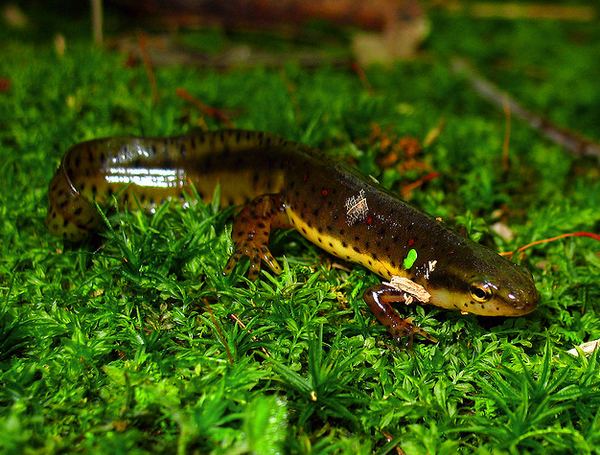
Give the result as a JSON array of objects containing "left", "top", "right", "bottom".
[
  {"left": 502, "top": 95, "right": 511, "bottom": 171},
  {"left": 501, "top": 232, "right": 600, "bottom": 257},
  {"left": 351, "top": 62, "right": 375, "bottom": 95},
  {"left": 452, "top": 58, "right": 600, "bottom": 161},
  {"left": 204, "top": 299, "right": 233, "bottom": 364},
  {"left": 230, "top": 314, "right": 270, "bottom": 358},
  {"left": 91, "top": 0, "right": 103, "bottom": 46},
  {"left": 136, "top": 30, "right": 160, "bottom": 104},
  {"left": 176, "top": 88, "right": 235, "bottom": 127}
]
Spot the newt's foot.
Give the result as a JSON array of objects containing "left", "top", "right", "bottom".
[
  {"left": 364, "top": 284, "right": 437, "bottom": 346},
  {"left": 223, "top": 241, "right": 282, "bottom": 280},
  {"left": 222, "top": 194, "right": 290, "bottom": 280}
]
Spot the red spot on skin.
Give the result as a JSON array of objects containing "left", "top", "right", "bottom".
[
  {"left": 448, "top": 250, "right": 454, "bottom": 254},
  {"left": 408, "top": 238, "right": 414, "bottom": 246},
  {"left": 303, "top": 174, "right": 308, "bottom": 182},
  {"left": 322, "top": 189, "right": 328, "bottom": 196},
  {"left": 365, "top": 216, "right": 373, "bottom": 225}
]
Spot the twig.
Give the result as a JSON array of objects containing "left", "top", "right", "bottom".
[
  {"left": 204, "top": 299, "right": 233, "bottom": 364},
  {"left": 91, "top": 0, "right": 103, "bottom": 46},
  {"left": 230, "top": 314, "right": 270, "bottom": 358},
  {"left": 502, "top": 96, "right": 511, "bottom": 171},
  {"left": 501, "top": 232, "right": 600, "bottom": 258},
  {"left": 350, "top": 62, "right": 374, "bottom": 95},
  {"left": 401, "top": 172, "right": 441, "bottom": 198},
  {"left": 136, "top": 30, "right": 160, "bottom": 104},
  {"left": 469, "top": 3, "right": 595, "bottom": 21},
  {"left": 440, "top": 2, "right": 596, "bottom": 21},
  {"left": 176, "top": 88, "right": 235, "bottom": 128},
  {"left": 452, "top": 58, "right": 600, "bottom": 161}
]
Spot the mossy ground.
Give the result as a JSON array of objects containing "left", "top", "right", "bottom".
[{"left": 1, "top": 2, "right": 600, "bottom": 454}]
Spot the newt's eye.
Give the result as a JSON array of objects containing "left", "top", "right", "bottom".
[{"left": 470, "top": 280, "right": 494, "bottom": 303}]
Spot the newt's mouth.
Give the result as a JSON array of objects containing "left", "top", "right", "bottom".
[{"left": 427, "top": 287, "right": 538, "bottom": 317}]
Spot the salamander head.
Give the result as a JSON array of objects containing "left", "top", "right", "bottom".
[{"left": 424, "top": 242, "right": 539, "bottom": 317}]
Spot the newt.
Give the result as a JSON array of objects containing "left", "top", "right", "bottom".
[{"left": 46, "top": 130, "right": 539, "bottom": 343}]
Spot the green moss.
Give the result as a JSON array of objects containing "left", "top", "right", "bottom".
[{"left": 2, "top": 2, "right": 600, "bottom": 453}]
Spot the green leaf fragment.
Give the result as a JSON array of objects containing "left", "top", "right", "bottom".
[{"left": 404, "top": 248, "right": 418, "bottom": 270}]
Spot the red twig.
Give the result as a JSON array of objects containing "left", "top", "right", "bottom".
[
  {"left": 176, "top": 88, "right": 235, "bottom": 128},
  {"left": 230, "top": 314, "right": 270, "bottom": 358},
  {"left": 350, "top": 61, "right": 374, "bottom": 95},
  {"left": 204, "top": 299, "right": 233, "bottom": 364},
  {"left": 136, "top": 30, "right": 160, "bottom": 104},
  {"left": 0, "top": 78, "right": 11, "bottom": 92},
  {"left": 401, "top": 172, "right": 442, "bottom": 198},
  {"left": 501, "top": 232, "right": 600, "bottom": 257}
]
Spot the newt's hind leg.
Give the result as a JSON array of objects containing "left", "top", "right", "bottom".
[{"left": 223, "top": 194, "right": 292, "bottom": 280}]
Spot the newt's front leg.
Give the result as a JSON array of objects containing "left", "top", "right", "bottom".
[
  {"left": 363, "top": 284, "right": 438, "bottom": 347},
  {"left": 223, "top": 194, "right": 292, "bottom": 280}
]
